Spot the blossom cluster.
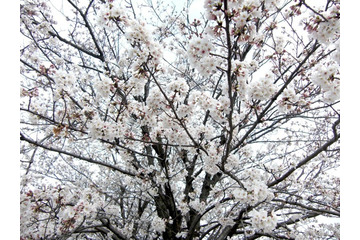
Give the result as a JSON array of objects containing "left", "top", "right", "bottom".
[
  {"left": 192, "top": 91, "right": 230, "bottom": 123},
  {"left": 247, "top": 74, "right": 277, "bottom": 101},
  {"left": 166, "top": 77, "right": 190, "bottom": 100},
  {"left": 274, "top": 35, "right": 286, "bottom": 53},
  {"left": 277, "top": 85, "right": 299, "bottom": 113},
  {"left": 122, "top": 21, "right": 163, "bottom": 100},
  {"left": 263, "top": 0, "right": 282, "bottom": 11},
  {"left": 96, "top": 0, "right": 126, "bottom": 30},
  {"left": 189, "top": 198, "right": 207, "bottom": 214},
  {"left": 232, "top": 169, "right": 274, "bottom": 205},
  {"left": 53, "top": 70, "right": 76, "bottom": 100},
  {"left": 98, "top": 0, "right": 163, "bottom": 77},
  {"left": 87, "top": 114, "right": 125, "bottom": 141},
  {"left": 224, "top": 146, "right": 253, "bottom": 171},
  {"left": 146, "top": 87, "right": 166, "bottom": 112},
  {"left": 203, "top": 142, "right": 222, "bottom": 175},
  {"left": 291, "top": 221, "right": 340, "bottom": 240},
  {"left": 203, "top": 0, "right": 280, "bottom": 45},
  {"left": 125, "top": 19, "right": 162, "bottom": 66},
  {"left": 93, "top": 76, "right": 114, "bottom": 99},
  {"left": 188, "top": 36, "right": 218, "bottom": 77},
  {"left": 232, "top": 60, "right": 253, "bottom": 99},
  {"left": 204, "top": 0, "right": 264, "bottom": 23},
  {"left": 20, "top": 184, "right": 109, "bottom": 239},
  {"left": 151, "top": 215, "right": 166, "bottom": 233},
  {"left": 305, "top": 4, "right": 340, "bottom": 46},
  {"left": 248, "top": 209, "right": 277, "bottom": 233},
  {"left": 20, "top": 0, "right": 56, "bottom": 38},
  {"left": 311, "top": 63, "right": 339, "bottom": 103}
]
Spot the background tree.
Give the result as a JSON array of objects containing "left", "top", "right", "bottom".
[{"left": 20, "top": 0, "right": 340, "bottom": 239}]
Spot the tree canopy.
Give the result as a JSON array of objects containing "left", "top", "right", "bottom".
[{"left": 20, "top": 0, "right": 340, "bottom": 239}]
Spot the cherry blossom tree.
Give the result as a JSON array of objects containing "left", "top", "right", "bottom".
[{"left": 20, "top": 0, "right": 340, "bottom": 239}]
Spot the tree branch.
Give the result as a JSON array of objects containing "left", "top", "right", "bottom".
[
  {"left": 20, "top": 133, "right": 137, "bottom": 177},
  {"left": 268, "top": 119, "right": 339, "bottom": 187}
]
